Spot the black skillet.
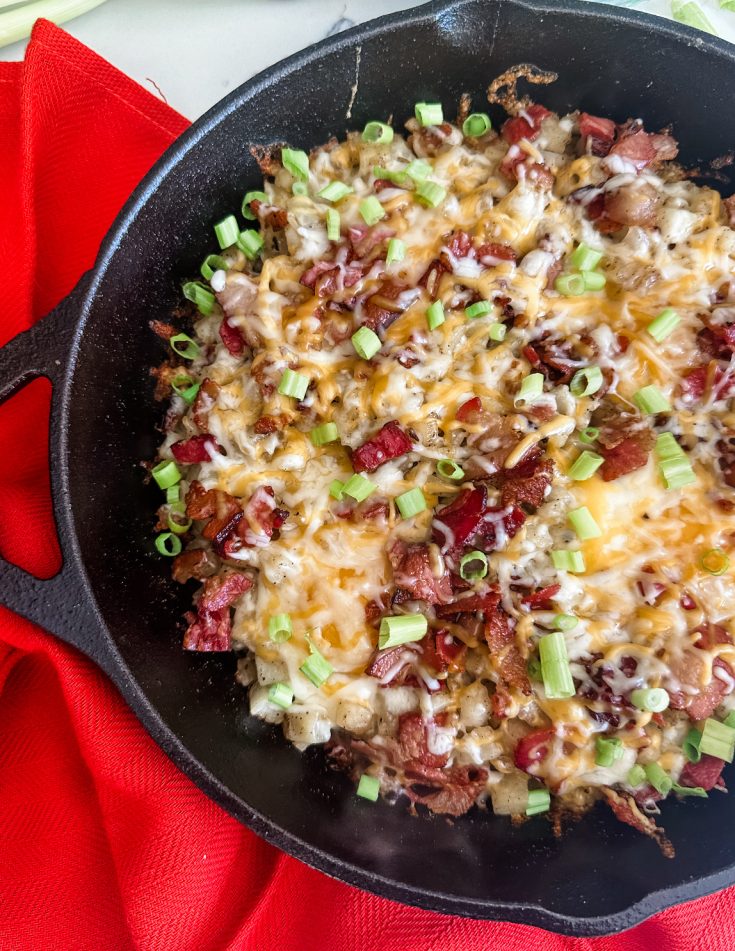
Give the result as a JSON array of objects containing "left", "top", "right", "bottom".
[{"left": 2, "top": 0, "right": 735, "bottom": 935}]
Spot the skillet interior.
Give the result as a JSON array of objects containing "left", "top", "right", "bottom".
[{"left": 62, "top": 0, "right": 735, "bottom": 933}]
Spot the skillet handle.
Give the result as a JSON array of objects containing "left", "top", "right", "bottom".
[{"left": 0, "top": 277, "right": 116, "bottom": 677}]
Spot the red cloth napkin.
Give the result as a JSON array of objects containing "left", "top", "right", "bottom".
[{"left": 1, "top": 20, "right": 734, "bottom": 951}]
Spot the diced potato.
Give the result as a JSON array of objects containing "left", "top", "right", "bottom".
[
  {"left": 459, "top": 680, "right": 492, "bottom": 729},
  {"left": 235, "top": 654, "right": 256, "bottom": 688},
  {"left": 335, "top": 699, "right": 374, "bottom": 736},
  {"left": 489, "top": 772, "right": 529, "bottom": 816},
  {"left": 284, "top": 708, "right": 331, "bottom": 747},
  {"left": 249, "top": 684, "right": 285, "bottom": 724},
  {"left": 256, "top": 655, "right": 289, "bottom": 686}
]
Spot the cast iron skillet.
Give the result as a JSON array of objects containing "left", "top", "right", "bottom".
[{"left": 2, "top": 0, "right": 735, "bottom": 934}]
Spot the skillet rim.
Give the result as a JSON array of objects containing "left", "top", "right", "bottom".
[{"left": 61, "top": 0, "right": 735, "bottom": 933}]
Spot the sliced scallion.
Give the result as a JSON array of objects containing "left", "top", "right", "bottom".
[
  {"left": 214, "top": 215, "right": 239, "bottom": 249},
  {"left": 567, "top": 506, "right": 602, "bottom": 540},
  {"left": 437, "top": 459, "right": 465, "bottom": 480},
  {"left": 166, "top": 485, "right": 181, "bottom": 505},
  {"left": 183, "top": 281, "right": 215, "bottom": 315},
  {"left": 241, "top": 190, "right": 268, "bottom": 220},
  {"left": 237, "top": 229, "right": 264, "bottom": 260},
  {"left": 465, "top": 300, "right": 493, "bottom": 320},
  {"left": 462, "top": 112, "right": 492, "bottom": 137},
  {"left": 570, "top": 366, "right": 603, "bottom": 398},
  {"left": 318, "top": 181, "right": 353, "bottom": 203},
  {"left": 554, "top": 273, "right": 586, "bottom": 297},
  {"left": 282, "top": 148, "right": 309, "bottom": 181},
  {"left": 170, "top": 333, "right": 200, "bottom": 361},
  {"left": 268, "top": 613, "right": 293, "bottom": 643},
  {"left": 292, "top": 182, "right": 308, "bottom": 196},
  {"left": 489, "top": 322, "right": 507, "bottom": 342},
  {"left": 539, "top": 631, "right": 575, "bottom": 699},
  {"left": 362, "top": 121, "right": 394, "bottom": 144},
  {"left": 356, "top": 774, "right": 381, "bottom": 801},
  {"left": 300, "top": 638, "right": 333, "bottom": 687},
  {"left": 415, "top": 180, "right": 446, "bottom": 208},
  {"left": 352, "top": 326, "right": 381, "bottom": 360},
  {"left": 406, "top": 159, "right": 432, "bottom": 182},
  {"left": 552, "top": 614, "right": 578, "bottom": 631},
  {"left": 570, "top": 243, "right": 603, "bottom": 272},
  {"left": 644, "top": 762, "right": 673, "bottom": 796},
  {"left": 155, "top": 532, "right": 182, "bottom": 557},
  {"left": 386, "top": 238, "right": 406, "bottom": 266},
  {"left": 526, "top": 788, "right": 550, "bottom": 816},
  {"left": 268, "top": 682, "right": 294, "bottom": 709},
  {"left": 373, "top": 165, "right": 411, "bottom": 187},
  {"left": 396, "top": 487, "right": 427, "bottom": 519},
  {"left": 167, "top": 506, "right": 192, "bottom": 536},
  {"left": 646, "top": 307, "right": 680, "bottom": 343},
  {"left": 631, "top": 687, "right": 670, "bottom": 713},
  {"left": 595, "top": 736, "right": 623, "bottom": 768},
  {"left": 579, "top": 426, "right": 600, "bottom": 445},
  {"left": 627, "top": 764, "right": 646, "bottom": 787},
  {"left": 415, "top": 101, "right": 443, "bottom": 126},
  {"left": 378, "top": 613, "right": 428, "bottom": 649},
  {"left": 551, "top": 550, "right": 586, "bottom": 573},
  {"left": 201, "top": 254, "right": 228, "bottom": 281},
  {"left": 514, "top": 372, "right": 544, "bottom": 406},
  {"left": 699, "top": 548, "right": 730, "bottom": 576},
  {"left": 310, "top": 422, "right": 339, "bottom": 447},
  {"left": 699, "top": 718, "right": 735, "bottom": 762},
  {"left": 277, "top": 369, "right": 309, "bottom": 400},
  {"left": 568, "top": 450, "right": 604, "bottom": 481},
  {"left": 342, "top": 473, "right": 376, "bottom": 502},
  {"left": 326, "top": 208, "right": 340, "bottom": 242},
  {"left": 459, "top": 550, "right": 488, "bottom": 581},
  {"left": 582, "top": 270, "right": 606, "bottom": 291},
  {"left": 151, "top": 460, "right": 181, "bottom": 490},
  {"left": 359, "top": 196, "right": 386, "bottom": 226},
  {"left": 426, "top": 300, "right": 445, "bottom": 330},
  {"left": 683, "top": 728, "right": 703, "bottom": 763},
  {"left": 672, "top": 783, "right": 707, "bottom": 797},
  {"left": 633, "top": 385, "right": 671, "bottom": 415},
  {"left": 329, "top": 479, "right": 345, "bottom": 501}
]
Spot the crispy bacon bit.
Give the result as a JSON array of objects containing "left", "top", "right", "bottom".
[
  {"left": 362, "top": 281, "right": 411, "bottom": 334},
  {"left": 442, "top": 230, "right": 473, "bottom": 261},
  {"left": 476, "top": 242, "right": 517, "bottom": 265},
  {"left": 171, "top": 548, "right": 219, "bottom": 584},
  {"left": 456, "top": 396, "right": 482, "bottom": 422},
  {"left": 680, "top": 593, "right": 697, "bottom": 611},
  {"left": 476, "top": 505, "right": 526, "bottom": 551},
  {"left": 434, "top": 586, "right": 502, "bottom": 618},
  {"left": 432, "top": 486, "right": 487, "bottom": 555},
  {"left": 423, "top": 630, "right": 467, "bottom": 673},
  {"left": 219, "top": 318, "right": 246, "bottom": 356},
  {"left": 300, "top": 257, "right": 366, "bottom": 297},
  {"left": 254, "top": 414, "right": 290, "bottom": 435},
  {"left": 494, "top": 453, "right": 554, "bottom": 511},
  {"left": 171, "top": 435, "right": 223, "bottom": 464},
  {"left": 514, "top": 728, "right": 554, "bottom": 773},
  {"left": 603, "top": 789, "right": 674, "bottom": 858},
  {"left": 183, "top": 571, "right": 252, "bottom": 652},
  {"left": 681, "top": 364, "right": 735, "bottom": 404},
  {"left": 609, "top": 122, "right": 678, "bottom": 171},
  {"left": 604, "top": 181, "right": 659, "bottom": 228},
  {"left": 192, "top": 379, "right": 219, "bottom": 430},
  {"left": 522, "top": 584, "right": 561, "bottom": 610},
  {"left": 365, "top": 644, "right": 421, "bottom": 685},
  {"left": 352, "top": 421, "right": 413, "bottom": 472},
  {"left": 249, "top": 197, "right": 288, "bottom": 230},
  {"left": 388, "top": 540, "right": 452, "bottom": 605},
  {"left": 591, "top": 402, "right": 653, "bottom": 482},
  {"left": 149, "top": 319, "right": 177, "bottom": 340},
  {"left": 241, "top": 485, "right": 286, "bottom": 547},
  {"left": 599, "top": 436, "right": 652, "bottom": 482},
  {"left": 404, "top": 764, "right": 488, "bottom": 816},
  {"left": 579, "top": 112, "right": 616, "bottom": 156},
  {"left": 485, "top": 605, "right": 530, "bottom": 703},
  {"left": 668, "top": 625, "right": 734, "bottom": 721},
  {"left": 398, "top": 713, "right": 450, "bottom": 769},
  {"left": 523, "top": 337, "right": 577, "bottom": 384},
  {"left": 150, "top": 362, "right": 180, "bottom": 401},
  {"left": 501, "top": 104, "right": 551, "bottom": 144},
  {"left": 679, "top": 754, "right": 726, "bottom": 791}
]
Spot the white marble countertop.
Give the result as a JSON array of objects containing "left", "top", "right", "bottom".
[{"left": 1, "top": 0, "right": 733, "bottom": 121}]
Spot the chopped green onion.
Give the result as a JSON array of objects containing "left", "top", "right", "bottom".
[
  {"left": 268, "top": 613, "right": 293, "bottom": 643},
  {"left": 721, "top": 0, "right": 735, "bottom": 9},
  {"left": 570, "top": 366, "right": 603, "bottom": 398},
  {"left": 581, "top": 270, "right": 606, "bottom": 291},
  {"left": 359, "top": 196, "right": 386, "bottom": 226},
  {"left": 277, "top": 369, "right": 309, "bottom": 400},
  {"left": 646, "top": 307, "right": 680, "bottom": 343},
  {"left": 633, "top": 385, "right": 671, "bottom": 415},
  {"left": 514, "top": 372, "right": 544, "bottom": 405},
  {"left": 166, "top": 485, "right": 181, "bottom": 505},
  {"left": 655, "top": 432, "right": 682, "bottom": 460},
  {"left": 373, "top": 165, "right": 411, "bottom": 187},
  {"left": 644, "top": 762, "right": 673, "bottom": 796},
  {"left": 415, "top": 101, "right": 443, "bottom": 126},
  {"left": 406, "top": 159, "right": 432, "bottom": 182},
  {"left": 459, "top": 550, "right": 488, "bottom": 581},
  {"left": 155, "top": 532, "right": 182, "bottom": 557},
  {"left": 659, "top": 455, "right": 696, "bottom": 490},
  {"left": 282, "top": 148, "right": 309, "bottom": 181},
  {"left": 362, "top": 121, "right": 394, "bottom": 144},
  {"left": 595, "top": 736, "right": 623, "bottom": 768},
  {"left": 351, "top": 326, "right": 381, "bottom": 360},
  {"left": 292, "top": 182, "right": 308, "bottom": 196},
  {"left": 671, "top": 0, "right": 716, "bottom": 34},
  {"left": 437, "top": 459, "right": 465, "bottom": 480},
  {"left": 170, "top": 333, "right": 200, "bottom": 361},
  {"left": 539, "top": 631, "right": 575, "bottom": 699},
  {"left": 567, "top": 506, "right": 602, "bottom": 540},
  {"left": 724, "top": 711, "right": 735, "bottom": 729},
  {"left": 318, "top": 181, "right": 353, "bottom": 203},
  {"left": 310, "top": 422, "right": 339, "bottom": 447},
  {"left": 551, "top": 550, "right": 586, "bottom": 573},
  {"left": 342, "top": 473, "right": 376, "bottom": 502},
  {"left": 329, "top": 479, "right": 345, "bottom": 501},
  {"left": 672, "top": 783, "right": 707, "bottom": 797},
  {"left": 300, "top": 639, "right": 333, "bottom": 687},
  {"left": 241, "top": 190, "right": 269, "bottom": 220},
  {"left": 151, "top": 460, "right": 182, "bottom": 490},
  {"left": 167, "top": 507, "right": 192, "bottom": 536},
  {"left": 554, "top": 273, "right": 586, "bottom": 296},
  {"left": 396, "top": 487, "right": 427, "bottom": 519},
  {"left": 415, "top": 180, "right": 446, "bottom": 208},
  {"left": 237, "top": 229, "right": 264, "bottom": 260},
  {"left": 201, "top": 254, "right": 228, "bottom": 281},
  {"left": 379, "top": 613, "right": 428, "bottom": 649},
  {"left": 527, "top": 656, "right": 542, "bottom": 680},
  {"left": 552, "top": 614, "right": 578, "bottom": 631},
  {"left": 462, "top": 112, "right": 492, "bottom": 137},
  {"left": 268, "top": 682, "right": 294, "bottom": 709},
  {"left": 683, "top": 728, "right": 703, "bottom": 763},
  {"left": 386, "top": 238, "right": 406, "bottom": 266},
  {"left": 631, "top": 687, "right": 670, "bottom": 713},
  {"left": 568, "top": 450, "right": 604, "bottom": 481},
  {"left": 699, "top": 548, "right": 730, "bottom": 576},
  {"left": 426, "top": 300, "right": 445, "bottom": 330},
  {"left": 526, "top": 788, "right": 550, "bottom": 816},
  {"left": 489, "top": 322, "right": 507, "bottom": 342},
  {"left": 627, "top": 765, "right": 646, "bottom": 787},
  {"left": 326, "top": 208, "right": 340, "bottom": 242},
  {"left": 356, "top": 774, "right": 381, "bottom": 801},
  {"left": 214, "top": 215, "right": 240, "bottom": 249},
  {"left": 570, "top": 243, "right": 603, "bottom": 272},
  {"left": 579, "top": 426, "right": 600, "bottom": 445},
  {"left": 183, "top": 281, "right": 215, "bottom": 315},
  {"left": 465, "top": 300, "right": 493, "bottom": 320},
  {"left": 699, "top": 718, "right": 735, "bottom": 762}
]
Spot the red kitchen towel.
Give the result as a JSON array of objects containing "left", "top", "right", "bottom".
[{"left": 1, "top": 19, "right": 735, "bottom": 951}]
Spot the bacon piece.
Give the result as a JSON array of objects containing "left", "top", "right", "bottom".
[
  {"left": 149, "top": 319, "right": 177, "bottom": 340},
  {"left": 604, "top": 181, "right": 659, "bottom": 228},
  {"left": 362, "top": 281, "right": 411, "bottom": 334},
  {"left": 192, "top": 379, "right": 219, "bottom": 430},
  {"left": 300, "top": 258, "right": 366, "bottom": 297},
  {"left": 254, "top": 413, "right": 290, "bottom": 435},
  {"left": 388, "top": 540, "right": 452, "bottom": 605},
  {"left": 679, "top": 754, "right": 726, "bottom": 791},
  {"left": 432, "top": 485, "right": 487, "bottom": 554},
  {"left": 501, "top": 104, "right": 551, "bottom": 144},
  {"left": 240, "top": 485, "right": 287, "bottom": 548},
  {"left": 410, "top": 122, "right": 455, "bottom": 157},
  {"left": 422, "top": 630, "right": 467, "bottom": 674},
  {"left": 404, "top": 765, "right": 488, "bottom": 816},
  {"left": 171, "top": 548, "right": 219, "bottom": 584},
  {"left": 609, "top": 124, "right": 678, "bottom": 170},
  {"left": 352, "top": 421, "right": 413, "bottom": 472},
  {"left": 476, "top": 242, "right": 517, "bottom": 265},
  {"left": 495, "top": 455, "right": 554, "bottom": 511},
  {"left": 523, "top": 338, "right": 577, "bottom": 384},
  {"left": 485, "top": 606, "right": 530, "bottom": 703},
  {"left": 249, "top": 198, "right": 288, "bottom": 230},
  {"left": 398, "top": 713, "right": 449, "bottom": 769},
  {"left": 681, "top": 364, "right": 735, "bottom": 404},
  {"left": 183, "top": 571, "right": 252, "bottom": 651},
  {"left": 603, "top": 789, "right": 674, "bottom": 857},
  {"left": 522, "top": 584, "right": 561, "bottom": 610},
  {"left": 456, "top": 396, "right": 482, "bottom": 422},
  {"left": 349, "top": 225, "right": 395, "bottom": 258},
  {"left": 579, "top": 112, "right": 616, "bottom": 156},
  {"left": 442, "top": 230, "right": 473, "bottom": 261},
  {"left": 434, "top": 586, "right": 502, "bottom": 618},
  {"left": 365, "top": 644, "right": 421, "bottom": 684},
  {"left": 668, "top": 625, "right": 734, "bottom": 721},
  {"left": 514, "top": 728, "right": 555, "bottom": 773},
  {"left": 475, "top": 505, "right": 526, "bottom": 550},
  {"left": 599, "top": 436, "right": 652, "bottom": 482},
  {"left": 698, "top": 323, "right": 735, "bottom": 360},
  {"left": 171, "top": 435, "right": 223, "bottom": 464},
  {"left": 219, "top": 318, "right": 246, "bottom": 356}
]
